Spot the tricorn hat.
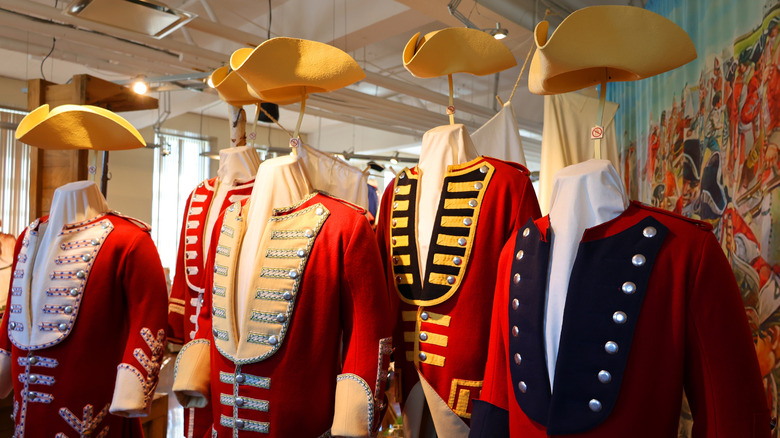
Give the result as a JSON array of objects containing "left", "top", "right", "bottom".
[
  {"left": 16, "top": 104, "right": 145, "bottom": 150},
  {"left": 528, "top": 5, "right": 697, "bottom": 95},
  {"left": 230, "top": 37, "right": 365, "bottom": 104},
  {"left": 403, "top": 27, "right": 516, "bottom": 78},
  {"left": 210, "top": 66, "right": 263, "bottom": 106}
]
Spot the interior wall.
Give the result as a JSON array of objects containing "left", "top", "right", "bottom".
[{"left": 0, "top": 76, "right": 27, "bottom": 110}]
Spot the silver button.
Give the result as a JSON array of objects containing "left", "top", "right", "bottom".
[
  {"left": 463, "top": 218, "right": 473, "bottom": 226},
  {"left": 446, "top": 276, "right": 455, "bottom": 285},
  {"left": 622, "top": 281, "right": 636, "bottom": 294},
  {"left": 479, "top": 165, "right": 489, "bottom": 174},
  {"left": 212, "top": 328, "right": 218, "bottom": 337},
  {"left": 468, "top": 199, "right": 478, "bottom": 208},
  {"left": 304, "top": 229, "right": 314, "bottom": 238},
  {"left": 632, "top": 254, "right": 646, "bottom": 266},
  {"left": 29, "top": 375, "right": 37, "bottom": 383},
  {"left": 474, "top": 182, "right": 483, "bottom": 190},
  {"left": 58, "top": 323, "right": 67, "bottom": 332},
  {"left": 69, "top": 288, "right": 79, "bottom": 297},
  {"left": 392, "top": 237, "right": 397, "bottom": 245},
  {"left": 27, "top": 392, "right": 35, "bottom": 401},
  {"left": 64, "top": 306, "right": 73, "bottom": 314},
  {"left": 420, "top": 312, "right": 429, "bottom": 321},
  {"left": 457, "top": 237, "right": 467, "bottom": 246},
  {"left": 513, "top": 273, "right": 521, "bottom": 284},
  {"left": 91, "top": 239, "right": 99, "bottom": 245},
  {"left": 589, "top": 399, "right": 603, "bottom": 412},
  {"left": 76, "top": 270, "right": 86, "bottom": 279},
  {"left": 9, "top": 322, "right": 16, "bottom": 330},
  {"left": 235, "top": 397, "right": 244, "bottom": 407},
  {"left": 452, "top": 256, "right": 462, "bottom": 265},
  {"left": 296, "top": 248, "right": 306, "bottom": 257},
  {"left": 642, "top": 226, "right": 657, "bottom": 238},
  {"left": 598, "top": 370, "right": 612, "bottom": 383},
  {"left": 516, "top": 250, "right": 524, "bottom": 260},
  {"left": 81, "top": 254, "right": 91, "bottom": 262},
  {"left": 268, "top": 335, "right": 278, "bottom": 345},
  {"left": 392, "top": 257, "right": 400, "bottom": 265},
  {"left": 604, "top": 341, "right": 619, "bottom": 354},
  {"left": 28, "top": 357, "right": 37, "bottom": 365},
  {"left": 315, "top": 207, "right": 324, "bottom": 216},
  {"left": 288, "top": 269, "right": 299, "bottom": 279},
  {"left": 514, "top": 353, "right": 522, "bottom": 365},
  {"left": 235, "top": 374, "right": 245, "bottom": 383},
  {"left": 392, "top": 219, "right": 397, "bottom": 227},
  {"left": 283, "top": 291, "right": 293, "bottom": 301},
  {"left": 518, "top": 381, "right": 527, "bottom": 393},
  {"left": 399, "top": 173, "right": 406, "bottom": 179},
  {"left": 420, "top": 332, "right": 428, "bottom": 341},
  {"left": 512, "top": 326, "right": 519, "bottom": 337},
  {"left": 394, "top": 187, "right": 400, "bottom": 194},
  {"left": 102, "top": 221, "right": 109, "bottom": 229},
  {"left": 276, "top": 313, "right": 286, "bottom": 323},
  {"left": 419, "top": 352, "right": 427, "bottom": 361},
  {"left": 393, "top": 202, "right": 398, "bottom": 210},
  {"left": 235, "top": 419, "right": 245, "bottom": 429},
  {"left": 522, "top": 228, "right": 530, "bottom": 237},
  {"left": 612, "top": 311, "right": 627, "bottom": 324},
  {"left": 213, "top": 266, "right": 218, "bottom": 273},
  {"left": 395, "top": 275, "right": 403, "bottom": 283},
  {"left": 512, "top": 298, "right": 520, "bottom": 310}
]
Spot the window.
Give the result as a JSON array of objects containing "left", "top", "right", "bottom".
[
  {"left": 150, "top": 130, "right": 211, "bottom": 275},
  {"left": 0, "top": 108, "right": 31, "bottom": 237}
]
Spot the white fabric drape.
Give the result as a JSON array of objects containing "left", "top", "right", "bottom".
[
  {"left": 471, "top": 101, "right": 527, "bottom": 166},
  {"left": 298, "top": 143, "right": 368, "bottom": 209}
]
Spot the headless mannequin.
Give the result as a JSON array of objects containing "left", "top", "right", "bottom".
[
  {"left": 235, "top": 153, "right": 313, "bottom": 320},
  {"left": 416, "top": 124, "right": 479, "bottom": 278},
  {"left": 544, "top": 159, "right": 628, "bottom": 386},
  {"left": 202, "top": 146, "right": 261, "bottom": 257},
  {"left": 31, "top": 181, "right": 110, "bottom": 293}
]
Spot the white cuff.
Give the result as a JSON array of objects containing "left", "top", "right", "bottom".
[
  {"left": 331, "top": 373, "right": 374, "bottom": 437},
  {"left": 172, "top": 339, "right": 211, "bottom": 408},
  {"left": 110, "top": 365, "right": 150, "bottom": 417}
]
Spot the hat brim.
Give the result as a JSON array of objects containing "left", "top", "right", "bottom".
[
  {"left": 403, "top": 28, "right": 517, "bottom": 78},
  {"left": 211, "top": 66, "right": 263, "bottom": 106},
  {"left": 16, "top": 104, "right": 145, "bottom": 151},
  {"left": 528, "top": 5, "right": 697, "bottom": 95},
  {"left": 230, "top": 38, "right": 365, "bottom": 104}
]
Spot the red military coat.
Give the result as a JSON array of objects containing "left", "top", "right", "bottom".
[
  {"left": 173, "top": 192, "right": 393, "bottom": 437},
  {"left": 0, "top": 213, "right": 168, "bottom": 437},
  {"left": 376, "top": 156, "right": 540, "bottom": 432},
  {"left": 168, "top": 177, "right": 254, "bottom": 438},
  {"left": 471, "top": 201, "right": 770, "bottom": 437}
]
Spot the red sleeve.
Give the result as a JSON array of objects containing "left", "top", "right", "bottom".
[
  {"left": 684, "top": 233, "right": 771, "bottom": 437},
  {"left": 512, "top": 172, "right": 542, "bottom": 235},
  {"left": 375, "top": 180, "right": 398, "bottom": 318},
  {"left": 167, "top": 190, "right": 195, "bottom": 345}
]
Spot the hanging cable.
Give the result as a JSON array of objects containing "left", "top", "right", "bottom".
[
  {"left": 40, "top": 0, "right": 59, "bottom": 81},
  {"left": 267, "top": 0, "right": 272, "bottom": 40}
]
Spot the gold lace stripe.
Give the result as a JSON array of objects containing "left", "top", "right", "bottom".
[
  {"left": 423, "top": 311, "right": 451, "bottom": 327},
  {"left": 395, "top": 273, "right": 414, "bottom": 285},
  {"left": 393, "top": 200, "right": 410, "bottom": 211},
  {"left": 405, "top": 350, "right": 445, "bottom": 367},
  {"left": 429, "top": 272, "right": 457, "bottom": 286},
  {"left": 392, "top": 235, "right": 410, "bottom": 248},
  {"left": 440, "top": 216, "right": 473, "bottom": 228},
  {"left": 402, "top": 311, "right": 417, "bottom": 322},
  {"left": 403, "top": 331, "right": 448, "bottom": 347},
  {"left": 392, "top": 254, "right": 411, "bottom": 266},
  {"left": 432, "top": 254, "right": 460, "bottom": 267},
  {"left": 447, "top": 181, "right": 483, "bottom": 192},
  {"left": 436, "top": 234, "right": 465, "bottom": 248},
  {"left": 395, "top": 185, "right": 411, "bottom": 196},
  {"left": 443, "top": 198, "right": 477, "bottom": 210},
  {"left": 392, "top": 217, "right": 409, "bottom": 228}
]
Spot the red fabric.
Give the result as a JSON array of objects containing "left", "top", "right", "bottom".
[
  {"left": 479, "top": 202, "right": 770, "bottom": 437},
  {"left": 376, "top": 157, "right": 540, "bottom": 422},
  {"left": 194, "top": 193, "right": 393, "bottom": 437},
  {"left": 0, "top": 214, "right": 168, "bottom": 437}
]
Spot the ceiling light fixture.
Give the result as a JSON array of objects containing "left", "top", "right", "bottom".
[
  {"left": 488, "top": 23, "right": 508, "bottom": 40},
  {"left": 132, "top": 77, "right": 148, "bottom": 95},
  {"left": 447, "top": 0, "right": 509, "bottom": 39}
]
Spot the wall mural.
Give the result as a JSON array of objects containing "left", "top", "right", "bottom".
[{"left": 609, "top": 0, "right": 780, "bottom": 434}]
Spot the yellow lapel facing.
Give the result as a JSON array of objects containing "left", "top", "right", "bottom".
[{"left": 211, "top": 199, "right": 329, "bottom": 364}]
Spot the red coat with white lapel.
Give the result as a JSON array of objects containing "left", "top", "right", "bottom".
[
  {"left": 375, "top": 156, "right": 540, "bottom": 431},
  {"left": 168, "top": 177, "right": 255, "bottom": 438},
  {"left": 0, "top": 213, "right": 168, "bottom": 437},
  {"left": 470, "top": 202, "right": 770, "bottom": 437},
  {"left": 173, "top": 193, "right": 393, "bottom": 437}
]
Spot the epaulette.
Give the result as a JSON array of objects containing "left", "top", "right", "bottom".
[
  {"left": 631, "top": 201, "right": 713, "bottom": 231},
  {"left": 108, "top": 211, "right": 152, "bottom": 232},
  {"left": 315, "top": 190, "right": 368, "bottom": 215}
]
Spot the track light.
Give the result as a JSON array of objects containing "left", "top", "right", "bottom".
[{"left": 489, "top": 23, "right": 508, "bottom": 40}]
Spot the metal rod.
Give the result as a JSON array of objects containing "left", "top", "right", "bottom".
[{"left": 100, "top": 151, "right": 109, "bottom": 198}]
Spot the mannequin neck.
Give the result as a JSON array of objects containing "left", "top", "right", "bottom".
[
  {"left": 218, "top": 145, "right": 261, "bottom": 186},
  {"left": 48, "top": 181, "right": 110, "bottom": 228},
  {"left": 548, "top": 159, "right": 628, "bottom": 236},
  {"left": 418, "top": 124, "right": 479, "bottom": 171},
  {"left": 246, "top": 154, "right": 313, "bottom": 222}
]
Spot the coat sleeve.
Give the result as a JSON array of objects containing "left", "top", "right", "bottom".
[
  {"left": 0, "top": 229, "right": 26, "bottom": 398},
  {"left": 168, "top": 189, "right": 195, "bottom": 345},
  {"left": 109, "top": 230, "right": 169, "bottom": 417},
  {"left": 331, "top": 213, "right": 394, "bottom": 437},
  {"left": 469, "top": 235, "right": 514, "bottom": 438},
  {"left": 684, "top": 233, "right": 771, "bottom": 437}
]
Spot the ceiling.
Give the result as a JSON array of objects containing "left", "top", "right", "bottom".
[{"left": 0, "top": 0, "right": 641, "bottom": 164}]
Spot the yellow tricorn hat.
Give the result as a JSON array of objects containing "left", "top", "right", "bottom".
[
  {"left": 403, "top": 27, "right": 517, "bottom": 78},
  {"left": 210, "top": 66, "right": 263, "bottom": 106},
  {"left": 15, "top": 104, "right": 145, "bottom": 150},
  {"left": 528, "top": 5, "right": 697, "bottom": 95},
  {"left": 230, "top": 37, "right": 365, "bottom": 104}
]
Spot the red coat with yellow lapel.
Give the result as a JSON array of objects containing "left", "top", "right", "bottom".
[{"left": 0, "top": 213, "right": 168, "bottom": 437}]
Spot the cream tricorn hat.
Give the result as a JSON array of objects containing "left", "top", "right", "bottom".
[
  {"left": 16, "top": 104, "right": 145, "bottom": 150},
  {"left": 230, "top": 37, "right": 365, "bottom": 104},
  {"left": 528, "top": 5, "right": 697, "bottom": 95},
  {"left": 210, "top": 66, "right": 263, "bottom": 106},
  {"left": 403, "top": 27, "right": 517, "bottom": 78}
]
